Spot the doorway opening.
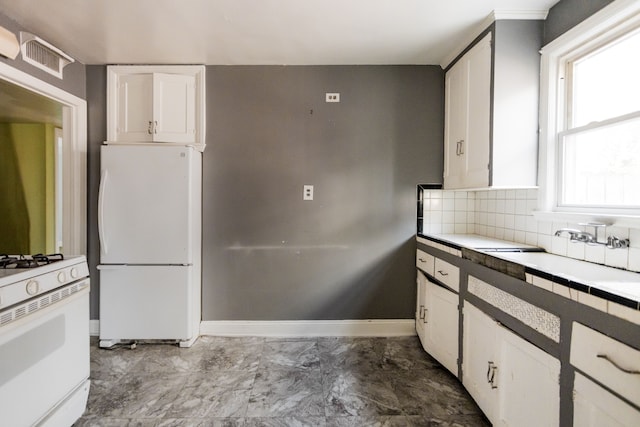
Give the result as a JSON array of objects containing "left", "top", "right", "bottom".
[{"left": 0, "top": 61, "right": 86, "bottom": 255}]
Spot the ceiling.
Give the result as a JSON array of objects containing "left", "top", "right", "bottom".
[{"left": 0, "top": 0, "right": 558, "bottom": 67}]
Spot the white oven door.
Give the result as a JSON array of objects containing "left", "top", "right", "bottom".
[{"left": 0, "top": 281, "right": 90, "bottom": 427}]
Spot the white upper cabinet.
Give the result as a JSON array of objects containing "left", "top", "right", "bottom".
[
  {"left": 444, "top": 34, "right": 491, "bottom": 189},
  {"left": 444, "top": 21, "right": 541, "bottom": 189},
  {"left": 107, "top": 65, "right": 206, "bottom": 151}
]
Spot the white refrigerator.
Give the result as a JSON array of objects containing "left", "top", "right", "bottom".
[{"left": 97, "top": 144, "right": 201, "bottom": 348}]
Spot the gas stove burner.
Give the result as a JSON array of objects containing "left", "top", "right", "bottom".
[{"left": 0, "top": 253, "right": 65, "bottom": 269}]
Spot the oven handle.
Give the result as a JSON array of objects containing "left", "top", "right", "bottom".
[{"left": 98, "top": 169, "right": 108, "bottom": 255}]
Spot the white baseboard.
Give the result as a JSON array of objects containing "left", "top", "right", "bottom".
[
  {"left": 90, "top": 320, "right": 100, "bottom": 336},
  {"left": 89, "top": 319, "right": 417, "bottom": 338},
  {"left": 199, "top": 319, "right": 416, "bottom": 337}
]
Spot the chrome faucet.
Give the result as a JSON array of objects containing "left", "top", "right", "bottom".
[
  {"left": 554, "top": 223, "right": 630, "bottom": 249},
  {"left": 554, "top": 228, "right": 597, "bottom": 244}
]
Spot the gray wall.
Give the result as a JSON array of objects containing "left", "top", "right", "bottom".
[
  {"left": 543, "top": 0, "right": 614, "bottom": 45},
  {"left": 86, "top": 65, "right": 107, "bottom": 318},
  {"left": 85, "top": 65, "right": 444, "bottom": 320},
  {"left": 0, "top": 11, "right": 86, "bottom": 99},
  {"left": 202, "top": 66, "right": 443, "bottom": 320}
]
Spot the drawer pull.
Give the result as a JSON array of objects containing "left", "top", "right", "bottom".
[
  {"left": 418, "top": 258, "right": 426, "bottom": 263},
  {"left": 437, "top": 270, "right": 449, "bottom": 276},
  {"left": 597, "top": 354, "right": 640, "bottom": 375}
]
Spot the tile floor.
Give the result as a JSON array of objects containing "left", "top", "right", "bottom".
[{"left": 75, "top": 336, "right": 489, "bottom": 426}]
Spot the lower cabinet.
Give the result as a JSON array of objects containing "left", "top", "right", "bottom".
[
  {"left": 570, "top": 322, "right": 640, "bottom": 426},
  {"left": 416, "top": 271, "right": 427, "bottom": 344},
  {"left": 416, "top": 271, "right": 459, "bottom": 375},
  {"left": 463, "top": 302, "right": 560, "bottom": 426},
  {"left": 573, "top": 372, "right": 640, "bottom": 426}
]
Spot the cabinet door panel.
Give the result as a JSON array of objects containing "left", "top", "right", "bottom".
[
  {"left": 424, "top": 280, "right": 459, "bottom": 375},
  {"left": 462, "top": 302, "right": 497, "bottom": 421},
  {"left": 573, "top": 373, "right": 640, "bottom": 426},
  {"left": 153, "top": 73, "right": 196, "bottom": 143},
  {"left": 497, "top": 325, "right": 560, "bottom": 427},
  {"left": 463, "top": 34, "right": 491, "bottom": 188},
  {"left": 443, "top": 60, "right": 467, "bottom": 188},
  {"left": 116, "top": 73, "right": 153, "bottom": 142},
  {"left": 416, "top": 271, "right": 428, "bottom": 348}
]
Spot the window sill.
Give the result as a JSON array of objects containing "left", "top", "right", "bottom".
[{"left": 533, "top": 211, "right": 640, "bottom": 229}]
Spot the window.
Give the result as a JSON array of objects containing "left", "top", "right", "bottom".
[
  {"left": 559, "top": 29, "right": 640, "bottom": 209},
  {"left": 539, "top": 0, "right": 640, "bottom": 220}
]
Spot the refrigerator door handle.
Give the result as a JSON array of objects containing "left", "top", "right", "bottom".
[
  {"left": 97, "top": 264, "right": 127, "bottom": 270},
  {"left": 98, "top": 169, "right": 108, "bottom": 255}
]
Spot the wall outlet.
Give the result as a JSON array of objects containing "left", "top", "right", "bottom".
[
  {"left": 326, "top": 93, "right": 340, "bottom": 103},
  {"left": 303, "top": 185, "right": 314, "bottom": 200}
]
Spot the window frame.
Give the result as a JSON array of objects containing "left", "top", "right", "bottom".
[{"left": 537, "top": 0, "right": 640, "bottom": 225}]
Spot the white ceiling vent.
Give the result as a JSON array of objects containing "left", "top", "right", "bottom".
[{"left": 20, "top": 32, "right": 74, "bottom": 79}]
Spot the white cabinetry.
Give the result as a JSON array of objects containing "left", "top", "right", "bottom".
[
  {"left": 434, "top": 257, "right": 460, "bottom": 292},
  {"left": 423, "top": 279, "right": 459, "bottom": 375},
  {"left": 463, "top": 302, "right": 560, "bottom": 426},
  {"left": 443, "top": 20, "right": 540, "bottom": 189},
  {"left": 416, "top": 249, "right": 434, "bottom": 276},
  {"left": 573, "top": 373, "right": 640, "bottom": 426},
  {"left": 107, "top": 65, "right": 206, "bottom": 151},
  {"left": 416, "top": 271, "right": 428, "bottom": 345},
  {"left": 570, "top": 322, "right": 640, "bottom": 425},
  {"left": 444, "top": 33, "right": 491, "bottom": 189},
  {"left": 415, "top": 259, "right": 459, "bottom": 376}
]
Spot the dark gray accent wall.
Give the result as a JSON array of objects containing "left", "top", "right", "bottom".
[
  {"left": 86, "top": 65, "right": 107, "bottom": 318},
  {"left": 0, "top": 11, "right": 86, "bottom": 99},
  {"left": 202, "top": 66, "right": 443, "bottom": 320},
  {"left": 543, "top": 0, "right": 614, "bottom": 45}
]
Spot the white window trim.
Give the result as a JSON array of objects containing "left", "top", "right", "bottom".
[
  {"left": 0, "top": 61, "right": 87, "bottom": 255},
  {"left": 537, "top": 0, "right": 640, "bottom": 227}
]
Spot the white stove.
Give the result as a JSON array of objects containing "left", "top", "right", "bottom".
[{"left": 0, "top": 254, "right": 91, "bottom": 427}]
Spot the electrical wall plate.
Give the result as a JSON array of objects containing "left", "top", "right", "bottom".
[
  {"left": 303, "top": 185, "right": 314, "bottom": 200},
  {"left": 325, "top": 93, "right": 340, "bottom": 103}
]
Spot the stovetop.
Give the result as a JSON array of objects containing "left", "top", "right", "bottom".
[
  {"left": 0, "top": 254, "right": 65, "bottom": 269},
  {"left": 0, "top": 255, "right": 88, "bottom": 289}
]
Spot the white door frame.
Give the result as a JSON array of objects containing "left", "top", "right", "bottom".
[{"left": 0, "top": 62, "right": 87, "bottom": 255}]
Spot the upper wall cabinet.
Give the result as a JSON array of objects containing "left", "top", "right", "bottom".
[
  {"left": 444, "top": 34, "right": 492, "bottom": 189},
  {"left": 107, "top": 65, "right": 206, "bottom": 151},
  {"left": 443, "top": 21, "right": 542, "bottom": 189}
]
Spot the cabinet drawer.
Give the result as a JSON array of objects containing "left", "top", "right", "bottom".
[
  {"left": 570, "top": 322, "right": 640, "bottom": 407},
  {"left": 434, "top": 258, "right": 460, "bottom": 292},
  {"left": 416, "top": 249, "right": 434, "bottom": 275}
]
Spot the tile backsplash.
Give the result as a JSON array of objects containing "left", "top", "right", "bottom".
[{"left": 421, "top": 188, "right": 640, "bottom": 273}]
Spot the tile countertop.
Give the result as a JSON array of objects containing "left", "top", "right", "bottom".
[{"left": 418, "top": 233, "right": 640, "bottom": 310}]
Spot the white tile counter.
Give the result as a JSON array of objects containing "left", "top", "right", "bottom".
[{"left": 418, "top": 233, "right": 640, "bottom": 323}]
